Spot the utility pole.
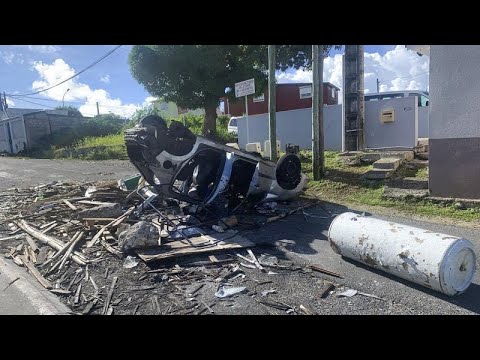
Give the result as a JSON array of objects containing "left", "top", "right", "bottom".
[
  {"left": 343, "top": 45, "right": 365, "bottom": 151},
  {"left": 268, "top": 45, "right": 277, "bottom": 162},
  {"left": 376, "top": 78, "right": 380, "bottom": 93},
  {"left": 96, "top": 102, "right": 100, "bottom": 116},
  {"left": 312, "top": 45, "right": 325, "bottom": 180}
]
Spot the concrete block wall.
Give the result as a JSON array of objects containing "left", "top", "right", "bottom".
[{"left": 429, "top": 45, "right": 480, "bottom": 199}]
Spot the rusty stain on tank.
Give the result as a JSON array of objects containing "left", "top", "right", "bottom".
[
  {"left": 414, "top": 237, "right": 423, "bottom": 243},
  {"left": 442, "top": 236, "right": 458, "bottom": 241},
  {"left": 330, "top": 240, "right": 342, "bottom": 255},
  {"left": 361, "top": 252, "right": 378, "bottom": 266}
]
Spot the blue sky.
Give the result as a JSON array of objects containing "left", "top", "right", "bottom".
[{"left": 0, "top": 45, "right": 427, "bottom": 116}]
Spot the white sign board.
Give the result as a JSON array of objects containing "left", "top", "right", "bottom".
[{"left": 235, "top": 78, "right": 255, "bottom": 98}]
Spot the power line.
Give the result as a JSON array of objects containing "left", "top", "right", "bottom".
[
  {"left": 10, "top": 94, "right": 138, "bottom": 110},
  {"left": 7, "top": 45, "right": 122, "bottom": 97},
  {"left": 9, "top": 97, "right": 56, "bottom": 109}
]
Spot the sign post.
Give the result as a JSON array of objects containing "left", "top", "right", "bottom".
[{"left": 235, "top": 78, "right": 255, "bottom": 144}]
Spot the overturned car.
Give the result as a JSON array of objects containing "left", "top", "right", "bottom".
[{"left": 124, "top": 115, "right": 308, "bottom": 208}]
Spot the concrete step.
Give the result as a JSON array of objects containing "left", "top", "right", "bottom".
[
  {"left": 373, "top": 157, "right": 402, "bottom": 170},
  {"left": 416, "top": 152, "right": 429, "bottom": 160},
  {"left": 361, "top": 151, "right": 414, "bottom": 164},
  {"left": 365, "top": 169, "right": 395, "bottom": 180}
]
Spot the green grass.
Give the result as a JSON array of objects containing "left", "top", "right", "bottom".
[
  {"left": 74, "top": 133, "right": 124, "bottom": 148},
  {"left": 53, "top": 133, "right": 127, "bottom": 160},
  {"left": 302, "top": 150, "right": 480, "bottom": 222}
]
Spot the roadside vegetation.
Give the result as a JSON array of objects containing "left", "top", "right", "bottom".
[
  {"left": 49, "top": 105, "right": 235, "bottom": 160},
  {"left": 300, "top": 150, "right": 480, "bottom": 223}
]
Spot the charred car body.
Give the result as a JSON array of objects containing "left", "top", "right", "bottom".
[{"left": 124, "top": 115, "right": 307, "bottom": 209}]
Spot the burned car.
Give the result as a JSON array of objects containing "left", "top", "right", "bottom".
[{"left": 124, "top": 115, "right": 307, "bottom": 209}]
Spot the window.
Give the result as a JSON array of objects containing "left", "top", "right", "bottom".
[
  {"left": 229, "top": 118, "right": 237, "bottom": 126},
  {"left": 253, "top": 94, "right": 265, "bottom": 102},
  {"left": 331, "top": 88, "right": 336, "bottom": 98},
  {"left": 299, "top": 86, "right": 312, "bottom": 99},
  {"left": 420, "top": 95, "right": 429, "bottom": 107}
]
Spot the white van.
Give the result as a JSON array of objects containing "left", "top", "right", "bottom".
[
  {"left": 227, "top": 117, "right": 239, "bottom": 135},
  {"left": 365, "top": 90, "right": 429, "bottom": 107}
]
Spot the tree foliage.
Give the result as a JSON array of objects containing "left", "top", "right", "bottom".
[
  {"left": 55, "top": 106, "right": 83, "bottom": 117},
  {"left": 129, "top": 45, "right": 342, "bottom": 135}
]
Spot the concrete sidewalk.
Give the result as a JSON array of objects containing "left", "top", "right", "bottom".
[{"left": 0, "top": 256, "right": 71, "bottom": 315}]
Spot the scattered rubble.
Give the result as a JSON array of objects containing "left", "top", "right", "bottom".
[
  {"left": 118, "top": 221, "right": 159, "bottom": 252},
  {"left": 0, "top": 175, "right": 338, "bottom": 315}
]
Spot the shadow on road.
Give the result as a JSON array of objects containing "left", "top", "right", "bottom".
[
  {"left": 342, "top": 256, "right": 480, "bottom": 314},
  {"left": 248, "top": 201, "right": 355, "bottom": 255}
]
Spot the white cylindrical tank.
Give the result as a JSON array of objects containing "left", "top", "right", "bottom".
[{"left": 328, "top": 212, "right": 476, "bottom": 296}]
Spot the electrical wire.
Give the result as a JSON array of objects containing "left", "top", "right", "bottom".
[
  {"left": 8, "top": 96, "right": 56, "bottom": 109},
  {"left": 7, "top": 45, "right": 122, "bottom": 97}
]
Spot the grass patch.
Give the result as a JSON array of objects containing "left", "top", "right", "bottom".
[
  {"left": 53, "top": 133, "right": 127, "bottom": 160},
  {"left": 302, "top": 150, "right": 480, "bottom": 222}
]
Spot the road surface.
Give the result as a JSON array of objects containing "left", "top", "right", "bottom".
[{"left": 0, "top": 157, "right": 478, "bottom": 314}]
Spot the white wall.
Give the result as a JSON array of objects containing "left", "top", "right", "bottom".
[
  {"left": 364, "top": 97, "right": 418, "bottom": 149},
  {"left": 418, "top": 106, "right": 429, "bottom": 138},
  {"left": 430, "top": 45, "right": 480, "bottom": 140},
  {"left": 237, "top": 98, "right": 420, "bottom": 152},
  {"left": 237, "top": 105, "right": 343, "bottom": 151}
]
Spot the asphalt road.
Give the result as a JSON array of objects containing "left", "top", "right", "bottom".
[
  {"left": 247, "top": 203, "right": 480, "bottom": 314},
  {"left": 0, "top": 157, "right": 479, "bottom": 314},
  {"left": 0, "top": 158, "right": 136, "bottom": 189}
]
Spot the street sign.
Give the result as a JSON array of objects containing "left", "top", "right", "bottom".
[{"left": 235, "top": 78, "right": 255, "bottom": 98}]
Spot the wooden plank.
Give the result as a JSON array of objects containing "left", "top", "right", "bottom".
[
  {"left": 41, "top": 222, "right": 58, "bottom": 234},
  {"left": 0, "top": 234, "right": 25, "bottom": 241},
  {"left": 25, "top": 235, "right": 39, "bottom": 253},
  {"left": 82, "top": 218, "right": 116, "bottom": 222},
  {"left": 28, "top": 247, "right": 37, "bottom": 264},
  {"left": 13, "top": 256, "right": 24, "bottom": 267},
  {"left": 15, "top": 220, "right": 87, "bottom": 265},
  {"left": 100, "top": 239, "right": 123, "bottom": 258},
  {"left": 50, "top": 289, "right": 72, "bottom": 295},
  {"left": 103, "top": 276, "right": 118, "bottom": 315},
  {"left": 77, "top": 200, "right": 117, "bottom": 206},
  {"left": 62, "top": 199, "right": 77, "bottom": 211},
  {"left": 247, "top": 249, "right": 265, "bottom": 272},
  {"left": 86, "top": 207, "right": 134, "bottom": 248},
  {"left": 307, "top": 264, "right": 343, "bottom": 279},
  {"left": 40, "top": 221, "right": 56, "bottom": 230},
  {"left": 74, "top": 283, "right": 82, "bottom": 305},
  {"left": 36, "top": 246, "right": 50, "bottom": 265},
  {"left": 136, "top": 233, "right": 255, "bottom": 263},
  {"left": 19, "top": 256, "right": 52, "bottom": 289}
]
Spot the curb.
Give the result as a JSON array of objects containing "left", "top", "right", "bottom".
[{"left": 0, "top": 256, "right": 72, "bottom": 315}]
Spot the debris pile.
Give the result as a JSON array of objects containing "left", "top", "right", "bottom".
[{"left": 0, "top": 178, "right": 334, "bottom": 315}]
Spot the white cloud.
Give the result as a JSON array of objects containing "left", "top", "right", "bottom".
[
  {"left": 31, "top": 58, "right": 142, "bottom": 118},
  {"left": 276, "top": 45, "right": 429, "bottom": 103},
  {"left": 143, "top": 96, "right": 158, "bottom": 106},
  {"left": 1, "top": 51, "right": 15, "bottom": 64},
  {"left": 100, "top": 74, "right": 110, "bottom": 83},
  {"left": 15, "top": 45, "right": 61, "bottom": 53}
]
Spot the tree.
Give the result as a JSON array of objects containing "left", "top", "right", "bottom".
[{"left": 129, "top": 45, "right": 342, "bottom": 136}]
